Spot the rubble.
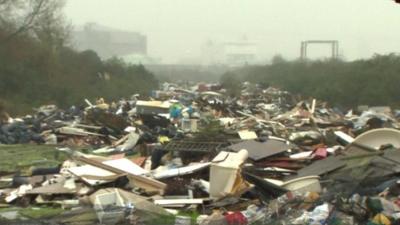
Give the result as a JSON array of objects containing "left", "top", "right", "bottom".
[{"left": 1, "top": 81, "right": 400, "bottom": 224}]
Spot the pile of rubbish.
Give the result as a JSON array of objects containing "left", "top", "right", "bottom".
[{"left": 1, "top": 81, "right": 400, "bottom": 225}]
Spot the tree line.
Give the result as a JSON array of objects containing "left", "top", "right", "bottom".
[
  {"left": 221, "top": 54, "right": 400, "bottom": 109},
  {"left": 0, "top": 0, "right": 158, "bottom": 114}
]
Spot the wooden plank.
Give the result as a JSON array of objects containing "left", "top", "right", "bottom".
[{"left": 75, "top": 156, "right": 166, "bottom": 195}]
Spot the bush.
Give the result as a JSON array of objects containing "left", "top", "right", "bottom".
[{"left": 222, "top": 54, "right": 400, "bottom": 109}]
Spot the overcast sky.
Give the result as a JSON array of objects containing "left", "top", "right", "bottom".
[{"left": 65, "top": 0, "right": 400, "bottom": 64}]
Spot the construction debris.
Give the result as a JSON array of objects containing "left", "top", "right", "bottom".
[{"left": 1, "top": 81, "right": 400, "bottom": 224}]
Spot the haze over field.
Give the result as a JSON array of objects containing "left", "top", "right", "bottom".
[{"left": 65, "top": 0, "right": 400, "bottom": 63}]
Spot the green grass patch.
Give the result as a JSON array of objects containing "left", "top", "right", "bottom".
[
  {"left": 0, "top": 144, "right": 69, "bottom": 175},
  {"left": 18, "top": 207, "right": 64, "bottom": 219}
]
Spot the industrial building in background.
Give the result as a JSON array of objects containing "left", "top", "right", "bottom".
[
  {"left": 224, "top": 40, "right": 257, "bottom": 66},
  {"left": 201, "top": 38, "right": 258, "bottom": 66},
  {"left": 73, "top": 23, "right": 147, "bottom": 59}
]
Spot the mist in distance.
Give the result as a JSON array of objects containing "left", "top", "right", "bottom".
[{"left": 65, "top": 0, "right": 400, "bottom": 64}]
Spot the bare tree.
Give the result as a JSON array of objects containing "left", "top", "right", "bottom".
[
  {"left": 0, "top": 0, "right": 68, "bottom": 45},
  {"left": 32, "top": 0, "right": 71, "bottom": 47}
]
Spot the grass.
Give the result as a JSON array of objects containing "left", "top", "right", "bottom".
[
  {"left": 0, "top": 206, "right": 64, "bottom": 221},
  {"left": 0, "top": 144, "right": 69, "bottom": 175},
  {"left": 177, "top": 210, "right": 200, "bottom": 221},
  {"left": 0, "top": 207, "right": 19, "bottom": 213},
  {"left": 59, "top": 208, "right": 98, "bottom": 225},
  {"left": 18, "top": 207, "right": 64, "bottom": 219}
]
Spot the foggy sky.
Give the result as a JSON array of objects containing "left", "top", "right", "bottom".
[{"left": 65, "top": 0, "right": 400, "bottom": 64}]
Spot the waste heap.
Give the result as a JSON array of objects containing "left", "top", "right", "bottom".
[{"left": 0, "top": 81, "right": 399, "bottom": 225}]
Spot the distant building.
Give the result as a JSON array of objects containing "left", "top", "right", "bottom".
[
  {"left": 121, "top": 54, "right": 162, "bottom": 65},
  {"left": 201, "top": 38, "right": 257, "bottom": 66},
  {"left": 72, "top": 23, "right": 147, "bottom": 59},
  {"left": 223, "top": 41, "right": 257, "bottom": 66},
  {"left": 201, "top": 40, "right": 225, "bottom": 65}
]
